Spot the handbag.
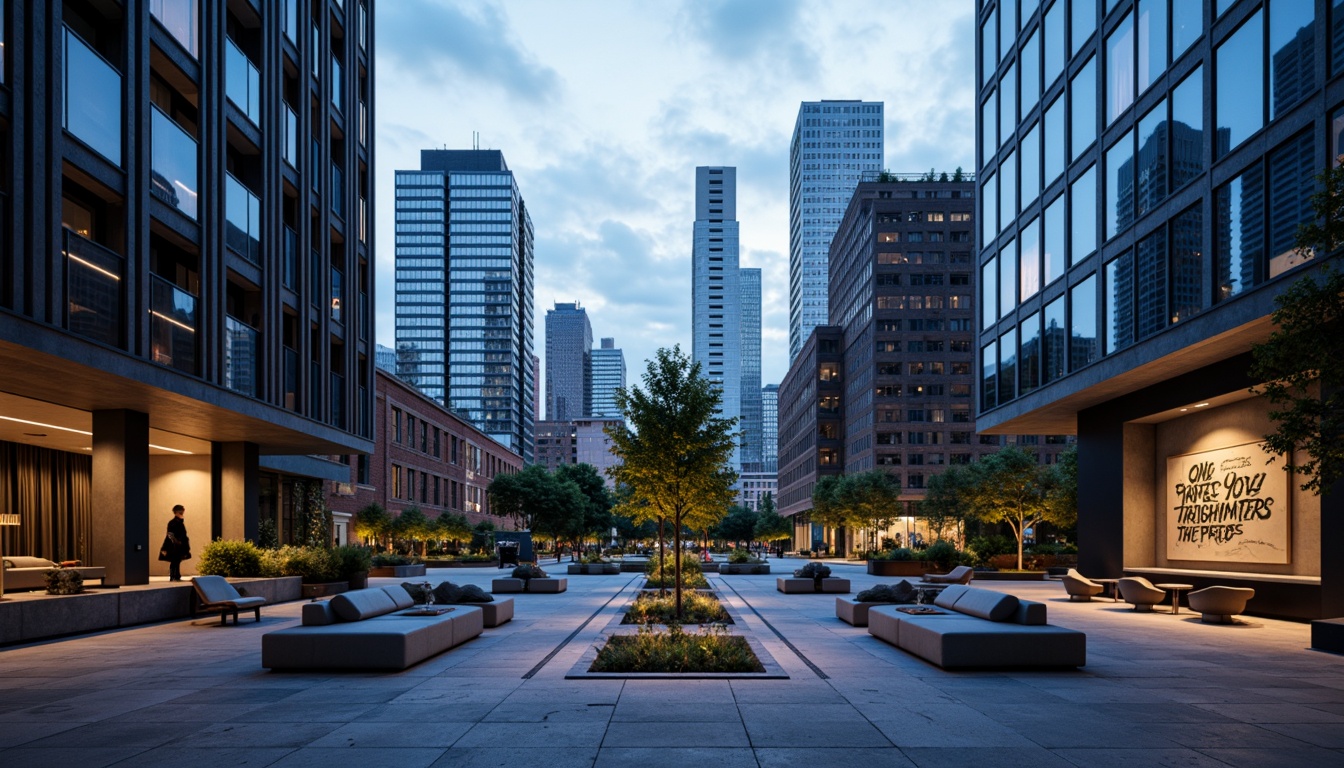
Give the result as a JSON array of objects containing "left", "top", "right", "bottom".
[{"left": 158, "top": 534, "right": 174, "bottom": 562}]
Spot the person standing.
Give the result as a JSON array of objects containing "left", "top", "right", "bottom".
[{"left": 159, "top": 504, "right": 191, "bottom": 581}]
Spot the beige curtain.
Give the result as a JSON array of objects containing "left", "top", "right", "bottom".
[{"left": 0, "top": 442, "right": 93, "bottom": 562}]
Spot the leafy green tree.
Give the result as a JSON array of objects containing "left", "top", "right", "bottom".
[
  {"left": 754, "top": 493, "right": 793, "bottom": 552},
  {"left": 529, "top": 475, "right": 587, "bottom": 560},
  {"left": 607, "top": 346, "right": 738, "bottom": 618},
  {"left": 715, "top": 506, "right": 758, "bottom": 547},
  {"left": 556, "top": 462, "right": 614, "bottom": 552},
  {"left": 809, "top": 473, "right": 848, "bottom": 531},
  {"left": 488, "top": 464, "right": 555, "bottom": 532},
  {"left": 435, "top": 512, "right": 474, "bottom": 551},
  {"left": 353, "top": 503, "right": 391, "bottom": 550},
  {"left": 393, "top": 506, "right": 434, "bottom": 557},
  {"left": 960, "top": 447, "right": 1076, "bottom": 570},
  {"left": 836, "top": 469, "right": 902, "bottom": 551},
  {"left": 920, "top": 466, "right": 971, "bottom": 544}
]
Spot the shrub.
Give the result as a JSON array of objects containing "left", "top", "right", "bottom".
[
  {"left": 332, "top": 544, "right": 373, "bottom": 577},
  {"left": 856, "top": 581, "right": 916, "bottom": 603},
  {"left": 371, "top": 553, "right": 412, "bottom": 567},
  {"left": 624, "top": 591, "right": 731, "bottom": 625},
  {"left": 580, "top": 552, "right": 609, "bottom": 564},
  {"left": 256, "top": 517, "right": 280, "bottom": 550},
  {"left": 727, "top": 548, "right": 756, "bottom": 564},
  {"left": 590, "top": 624, "right": 763, "bottom": 673},
  {"left": 869, "top": 547, "right": 916, "bottom": 561},
  {"left": 512, "top": 563, "right": 548, "bottom": 580},
  {"left": 644, "top": 552, "right": 702, "bottom": 575},
  {"left": 286, "top": 546, "right": 340, "bottom": 582},
  {"left": 432, "top": 581, "right": 493, "bottom": 603},
  {"left": 1028, "top": 541, "right": 1078, "bottom": 556},
  {"left": 967, "top": 535, "right": 1016, "bottom": 565},
  {"left": 197, "top": 539, "right": 262, "bottom": 577},
  {"left": 45, "top": 568, "right": 84, "bottom": 595},
  {"left": 921, "top": 540, "right": 964, "bottom": 571},
  {"left": 645, "top": 553, "right": 708, "bottom": 588}
]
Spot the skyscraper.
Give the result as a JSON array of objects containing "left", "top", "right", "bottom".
[
  {"left": 691, "top": 167, "right": 742, "bottom": 468},
  {"left": 394, "top": 150, "right": 535, "bottom": 462},
  {"left": 789, "top": 100, "right": 885, "bottom": 361},
  {"left": 589, "top": 338, "right": 626, "bottom": 418},
  {"left": 739, "top": 268, "right": 763, "bottom": 471},
  {"left": 545, "top": 302, "right": 592, "bottom": 421},
  {"left": 761, "top": 384, "right": 780, "bottom": 474}
]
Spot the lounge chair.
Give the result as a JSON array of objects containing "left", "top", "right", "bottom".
[
  {"left": 191, "top": 575, "right": 267, "bottom": 626},
  {"left": 1117, "top": 576, "right": 1165, "bottom": 612},
  {"left": 921, "top": 565, "right": 974, "bottom": 584},
  {"left": 1061, "top": 569, "right": 1105, "bottom": 601},
  {"left": 1187, "top": 586, "right": 1255, "bottom": 623}
]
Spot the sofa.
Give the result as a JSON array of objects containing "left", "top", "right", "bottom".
[
  {"left": 2, "top": 556, "right": 107, "bottom": 591},
  {"left": 261, "top": 585, "right": 482, "bottom": 670},
  {"left": 867, "top": 584, "right": 1086, "bottom": 669}
]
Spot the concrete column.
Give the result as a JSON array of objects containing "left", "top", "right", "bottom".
[
  {"left": 1077, "top": 406, "right": 1124, "bottom": 579},
  {"left": 212, "top": 442, "right": 259, "bottom": 542},
  {"left": 92, "top": 410, "right": 150, "bottom": 586}
]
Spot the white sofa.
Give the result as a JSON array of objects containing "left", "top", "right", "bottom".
[
  {"left": 2, "top": 556, "right": 106, "bottom": 591},
  {"left": 261, "top": 585, "right": 482, "bottom": 670},
  {"left": 868, "top": 584, "right": 1086, "bottom": 669}
]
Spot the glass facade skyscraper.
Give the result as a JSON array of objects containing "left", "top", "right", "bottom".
[
  {"left": 976, "top": 0, "right": 1341, "bottom": 621},
  {"left": 395, "top": 150, "right": 535, "bottom": 462},
  {"left": 761, "top": 384, "right": 779, "bottom": 474},
  {"left": 589, "top": 338, "right": 626, "bottom": 418},
  {"left": 691, "top": 166, "right": 743, "bottom": 469},
  {"left": 739, "top": 268, "right": 763, "bottom": 471},
  {"left": 789, "top": 100, "right": 885, "bottom": 361},
  {"left": 544, "top": 302, "right": 592, "bottom": 421}
]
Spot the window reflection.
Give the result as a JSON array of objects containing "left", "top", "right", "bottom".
[
  {"left": 982, "top": 9, "right": 997, "bottom": 86},
  {"left": 1215, "top": 165, "right": 1264, "bottom": 301},
  {"left": 1045, "top": 96, "right": 1065, "bottom": 184},
  {"left": 1020, "top": 217, "right": 1041, "bottom": 300},
  {"left": 1000, "top": 237, "right": 1017, "bottom": 317},
  {"left": 1044, "top": 194, "right": 1065, "bottom": 285},
  {"left": 1070, "top": 273, "right": 1099, "bottom": 370},
  {"left": 1269, "top": 0, "right": 1315, "bottom": 119},
  {"left": 1107, "top": 12, "right": 1135, "bottom": 124},
  {"left": 1045, "top": 0, "right": 1065, "bottom": 86},
  {"left": 1000, "top": 0, "right": 1016, "bottom": 64},
  {"left": 1044, "top": 296, "right": 1066, "bottom": 382},
  {"left": 1173, "top": 0, "right": 1202, "bottom": 59},
  {"left": 1071, "top": 164, "right": 1097, "bottom": 262},
  {"left": 1138, "top": 0, "right": 1166, "bottom": 94},
  {"left": 1071, "top": 56, "right": 1096, "bottom": 160},
  {"left": 1000, "top": 149, "right": 1017, "bottom": 228},
  {"left": 1136, "top": 99, "right": 1167, "bottom": 218},
  {"left": 1171, "top": 67, "right": 1203, "bottom": 190},
  {"left": 1001, "top": 63, "right": 1017, "bottom": 149},
  {"left": 1020, "top": 311, "right": 1041, "bottom": 394},
  {"left": 1267, "top": 132, "right": 1315, "bottom": 277},
  {"left": 983, "top": 92, "right": 997, "bottom": 164},
  {"left": 998, "top": 327, "right": 1017, "bottom": 404},
  {"left": 1021, "top": 29, "right": 1040, "bottom": 115},
  {"left": 1105, "top": 250, "right": 1134, "bottom": 354},
  {"left": 150, "top": 107, "right": 198, "bottom": 219},
  {"left": 982, "top": 171, "right": 997, "bottom": 246},
  {"left": 1136, "top": 228, "right": 1167, "bottom": 339},
  {"left": 1106, "top": 129, "right": 1134, "bottom": 240},
  {"left": 1071, "top": 0, "right": 1096, "bottom": 55},
  {"left": 982, "top": 340, "right": 998, "bottom": 411},
  {"left": 1022, "top": 123, "right": 1040, "bottom": 208},
  {"left": 150, "top": 0, "right": 198, "bottom": 58},
  {"left": 64, "top": 28, "right": 122, "bottom": 166},
  {"left": 982, "top": 256, "right": 998, "bottom": 331},
  {"left": 1170, "top": 205, "right": 1206, "bottom": 324},
  {"left": 1216, "top": 11, "right": 1263, "bottom": 157}
]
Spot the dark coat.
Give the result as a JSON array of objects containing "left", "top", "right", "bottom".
[{"left": 162, "top": 516, "right": 190, "bottom": 561}]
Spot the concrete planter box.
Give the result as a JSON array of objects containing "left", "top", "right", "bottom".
[
  {"left": 493, "top": 577, "right": 567, "bottom": 593},
  {"left": 301, "top": 581, "right": 349, "bottom": 598},
  {"left": 619, "top": 560, "right": 650, "bottom": 573},
  {"left": 866, "top": 560, "right": 932, "bottom": 577},
  {"left": 566, "top": 563, "right": 620, "bottom": 575},
  {"left": 719, "top": 563, "right": 770, "bottom": 575},
  {"left": 778, "top": 577, "right": 851, "bottom": 594},
  {"left": 423, "top": 559, "right": 498, "bottom": 568},
  {"left": 369, "top": 564, "right": 427, "bottom": 578},
  {"left": 835, "top": 598, "right": 901, "bottom": 626},
  {"left": 970, "top": 570, "right": 1048, "bottom": 581}
]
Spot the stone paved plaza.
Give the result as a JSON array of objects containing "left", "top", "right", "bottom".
[{"left": 2, "top": 561, "right": 1343, "bottom": 767}]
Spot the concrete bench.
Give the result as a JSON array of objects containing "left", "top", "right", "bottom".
[
  {"left": 261, "top": 586, "right": 482, "bottom": 670},
  {"left": 836, "top": 597, "right": 901, "bottom": 626},
  {"left": 778, "top": 577, "right": 851, "bottom": 594},
  {"left": 492, "top": 577, "right": 567, "bottom": 593}
]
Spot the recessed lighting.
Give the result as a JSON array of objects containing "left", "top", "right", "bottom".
[
  {"left": 0, "top": 416, "right": 91, "bottom": 435},
  {"left": 150, "top": 444, "right": 193, "bottom": 455},
  {"left": 1194, "top": 402, "right": 1209, "bottom": 408},
  {"left": 1180, "top": 408, "right": 1188, "bottom": 412}
]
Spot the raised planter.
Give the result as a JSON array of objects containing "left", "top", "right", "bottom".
[
  {"left": 301, "top": 581, "right": 349, "bottom": 598},
  {"left": 719, "top": 563, "right": 770, "bottom": 575},
  {"left": 866, "top": 560, "right": 933, "bottom": 577},
  {"left": 347, "top": 571, "right": 369, "bottom": 590},
  {"left": 369, "top": 564, "right": 427, "bottom": 578},
  {"left": 969, "top": 570, "right": 1048, "bottom": 581},
  {"left": 619, "top": 560, "right": 650, "bottom": 573},
  {"left": 423, "top": 559, "right": 498, "bottom": 568},
  {"left": 566, "top": 563, "right": 620, "bottom": 575}
]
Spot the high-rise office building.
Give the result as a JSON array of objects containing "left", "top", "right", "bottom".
[
  {"left": 739, "top": 268, "right": 763, "bottom": 471},
  {"left": 761, "top": 384, "right": 780, "bottom": 474},
  {"left": 394, "top": 150, "right": 535, "bottom": 462},
  {"left": 589, "top": 338, "right": 626, "bottom": 418},
  {"left": 691, "top": 166, "right": 742, "bottom": 467},
  {"left": 545, "top": 302, "right": 592, "bottom": 421},
  {"left": 0, "top": 1, "right": 375, "bottom": 583},
  {"left": 975, "top": 0, "right": 1339, "bottom": 621},
  {"left": 789, "top": 100, "right": 885, "bottom": 361}
]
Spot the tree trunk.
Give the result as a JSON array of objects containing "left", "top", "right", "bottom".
[
  {"left": 657, "top": 518, "right": 667, "bottom": 597},
  {"left": 1016, "top": 511, "right": 1025, "bottom": 570},
  {"left": 673, "top": 513, "right": 683, "bottom": 621}
]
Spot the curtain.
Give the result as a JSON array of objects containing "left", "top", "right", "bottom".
[{"left": 0, "top": 442, "right": 94, "bottom": 562}]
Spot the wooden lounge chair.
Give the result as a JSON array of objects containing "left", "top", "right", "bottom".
[
  {"left": 921, "top": 565, "right": 974, "bottom": 584},
  {"left": 191, "top": 575, "right": 267, "bottom": 626}
]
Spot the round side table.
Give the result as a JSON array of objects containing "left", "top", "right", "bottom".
[{"left": 1156, "top": 583, "right": 1194, "bottom": 615}]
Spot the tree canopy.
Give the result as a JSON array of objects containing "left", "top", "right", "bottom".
[
  {"left": 958, "top": 446, "right": 1077, "bottom": 569},
  {"left": 607, "top": 346, "right": 738, "bottom": 618},
  {"left": 836, "top": 469, "right": 902, "bottom": 550},
  {"left": 715, "top": 505, "right": 759, "bottom": 546}
]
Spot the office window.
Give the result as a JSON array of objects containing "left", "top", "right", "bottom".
[
  {"left": 1001, "top": 63, "right": 1018, "bottom": 149},
  {"left": 1000, "top": 238, "right": 1017, "bottom": 316},
  {"left": 1107, "top": 11, "right": 1135, "bottom": 124},
  {"left": 1138, "top": 0, "right": 1167, "bottom": 94},
  {"left": 1170, "top": 205, "right": 1207, "bottom": 324},
  {"left": 982, "top": 340, "right": 998, "bottom": 411},
  {"left": 1071, "top": 0, "right": 1096, "bottom": 55},
  {"left": 1171, "top": 66, "right": 1204, "bottom": 190},
  {"left": 1022, "top": 28, "right": 1041, "bottom": 115},
  {"left": 1215, "top": 164, "right": 1265, "bottom": 302},
  {"left": 1172, "top": 0, "right": 1202, "bottom": 60},
  {"left": 1000, "top": 149, "right": 1017, "bottom": 225},
  {"left": 1136, "top": 227, "right": 1167, "bottom": 339},
  {"left": 1001, "top": 0, "right": 1017, "bottom": 62},
  {"left": 1071, "top": 56, "right": 1097, "bottom": 160},
  {"left": 1044, "top": 96, "right": 1065, "bottom": 185},
  {"left": 1267, "top": 131, "right": 1315, "bottom": 278},
  {"left": 1044, "top": 194, "right": 1066, "bottom": 285},
  {"left": 1022, "top": 122, "right": 1041, "bottom": 208},
  {"left": 1136, "top": 98, "right": 1167, "bottom": 218},
  {"left": 1216, "top": 11, "right": 1263, "bottom": 158},
  {"left": 982, "top": 171, "right": 998, "bottom": 246},
  {"left": 1105, "top": 250, "right": 1135, "bottom": 354},
  {"left": 982, "top": 256, "right": 999, "bottom": 330},
  {"left": 1071, "top": 273, "right": 1099, "bottom": 369},
  {"left": 1044, "top": 295, "right": 1066, "bottom": 382},
  {"left": 983, "top": 8, "right": 998, "bottom": 86},
  {"left": 998, "top": 327, "right": 1018, "bottom": 403},
  {"left": 983, "top": 91, "right": 998, "bottom": 162},
  {"left": 1106, "top": 129, "right": 1135, "bottom": 240},
  {"left": 1020, "top": 311, "right": 1041, "bottom": 394},
  {"left": 1070, "top": 165, "right": 1097, "bottom": 263},
  {"left": 1021, "top": 216, "right": 1041, "bottom": 300},
  {"left": 1045, "top": 0, "right": 1065, "bottom": 85},
  {"left": 1270, "top": 0, "right": 1315, "bottom": 120}
]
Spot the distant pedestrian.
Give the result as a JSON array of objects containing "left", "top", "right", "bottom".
[{"left": 159, "top": 504, "right": 191, "bottom": 581}]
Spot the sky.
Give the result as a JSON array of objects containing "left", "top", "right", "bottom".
[{"left": 373, "top": 0, "right": 977, "bottom": 395}]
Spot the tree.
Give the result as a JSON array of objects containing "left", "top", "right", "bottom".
[
  {"left": 488, "top": 464, "right": 555, "bottom": 532},
  {"left": 920, "top": 466, "right": 971, "bottom": 544},
  {"left": 836, "top": 470, "right": 902, "bottom": 552},
  {"left": 529, "top": 475, "right": 587, "bottom": 559},
  {"left": 607, "top": 346, "right": 738, "bottom": 619},
  {"left": 393, "top": 506, "right": 434, "bottom": 557},
  {"left": 1250, "top": 249, "right": 1344, "bottom": 494},
  {"left": 715, "top": 506, "right": 758, "bottom": 547},
  {"left": 353, "top": 503, "right": 391, "bottom": 550},
  {"left": 754, "top": 493, "right": 793, "bottom": 552},
  {"left": 555, "top": 463, "right": 613, "bottom": 553},
  {"left": 435, "top": 512, "right": 474, "bottom": 551},
  {"left": 960, "top": 447, "right": 1076, "bottom": 570},
  {"left": 809, "top": 474, "right": 848, "bottom": 534}
]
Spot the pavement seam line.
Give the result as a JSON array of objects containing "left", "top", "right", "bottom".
[
  {"left": 716, "top": 577, "right": 829, "bottom": 680},
  {"left": 520, "top": 574, "right": 641, "bottom": 679}
]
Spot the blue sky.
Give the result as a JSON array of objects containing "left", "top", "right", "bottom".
[{"left": 374, "top": 0, "right": 977, "bottom": 391}]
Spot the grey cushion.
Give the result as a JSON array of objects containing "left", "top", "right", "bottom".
[
  {"left": 933, "top": 584, "right": 970, "bottom": 609},
  {"left": 330, "top": 588, "right": 399, "bottom": 621},
  {"left": 302, "top": 602, "right": 336, "bottom": 626},
  {"left": 947, "top": 587, "right": 1020, "bottom": 622},
  {"left": 1015, "top": 599, "right": 1048, "bottom": 625},
  {"left": 381, "top": 586, "right": 416, "bottom": 610},
  {"left": 3, "top": 556, "right": 58, "bottom": 569}
]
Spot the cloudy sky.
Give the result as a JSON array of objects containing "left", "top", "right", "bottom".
[{"left": 374, "top": 0, "right": 976, "bottom": 395}]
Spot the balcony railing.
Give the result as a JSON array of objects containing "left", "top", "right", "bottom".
[
  {"left": 63, "top": 28, "right": 122, "bottom": 166},
  {"left": 225, "top": 173, "right": 260, "bottom": 264},
  {"left": 224, "top": 316, "right": 259, "bottom": 397},
  {"left": 283, "top": 226, "right": 298, "bottom": 289},
  {"left": 150, "top": 0, "right": 199, "bottom": 58},
  {"left": 150, "top": 275, "right": 198, "bottom": 375},
  {"left": 226, "top": 39, "right": 260, "bottom": 125},
  {"left": 150, "top": 105, "right": 198, "bottom": 219},
  {"left": 64, "top": 229, "right": 124, "bottom": 348}
]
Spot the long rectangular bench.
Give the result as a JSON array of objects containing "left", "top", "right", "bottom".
[
  {"left": 262, "top": 586, "right": 482, "bottom": 670},
  {"left": 868, "top": 584, "right": 1085, "bottom": 669}
]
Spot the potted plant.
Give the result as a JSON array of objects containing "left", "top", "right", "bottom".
[
  {"left": 44, "top": 568, "right": 84, "bottom": 595},
  {"left": 866, "top": 547, "right": 927, "bottom": 576},
  {"left": 334, "top": 544, "right": 373, "bottom": 589}
]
